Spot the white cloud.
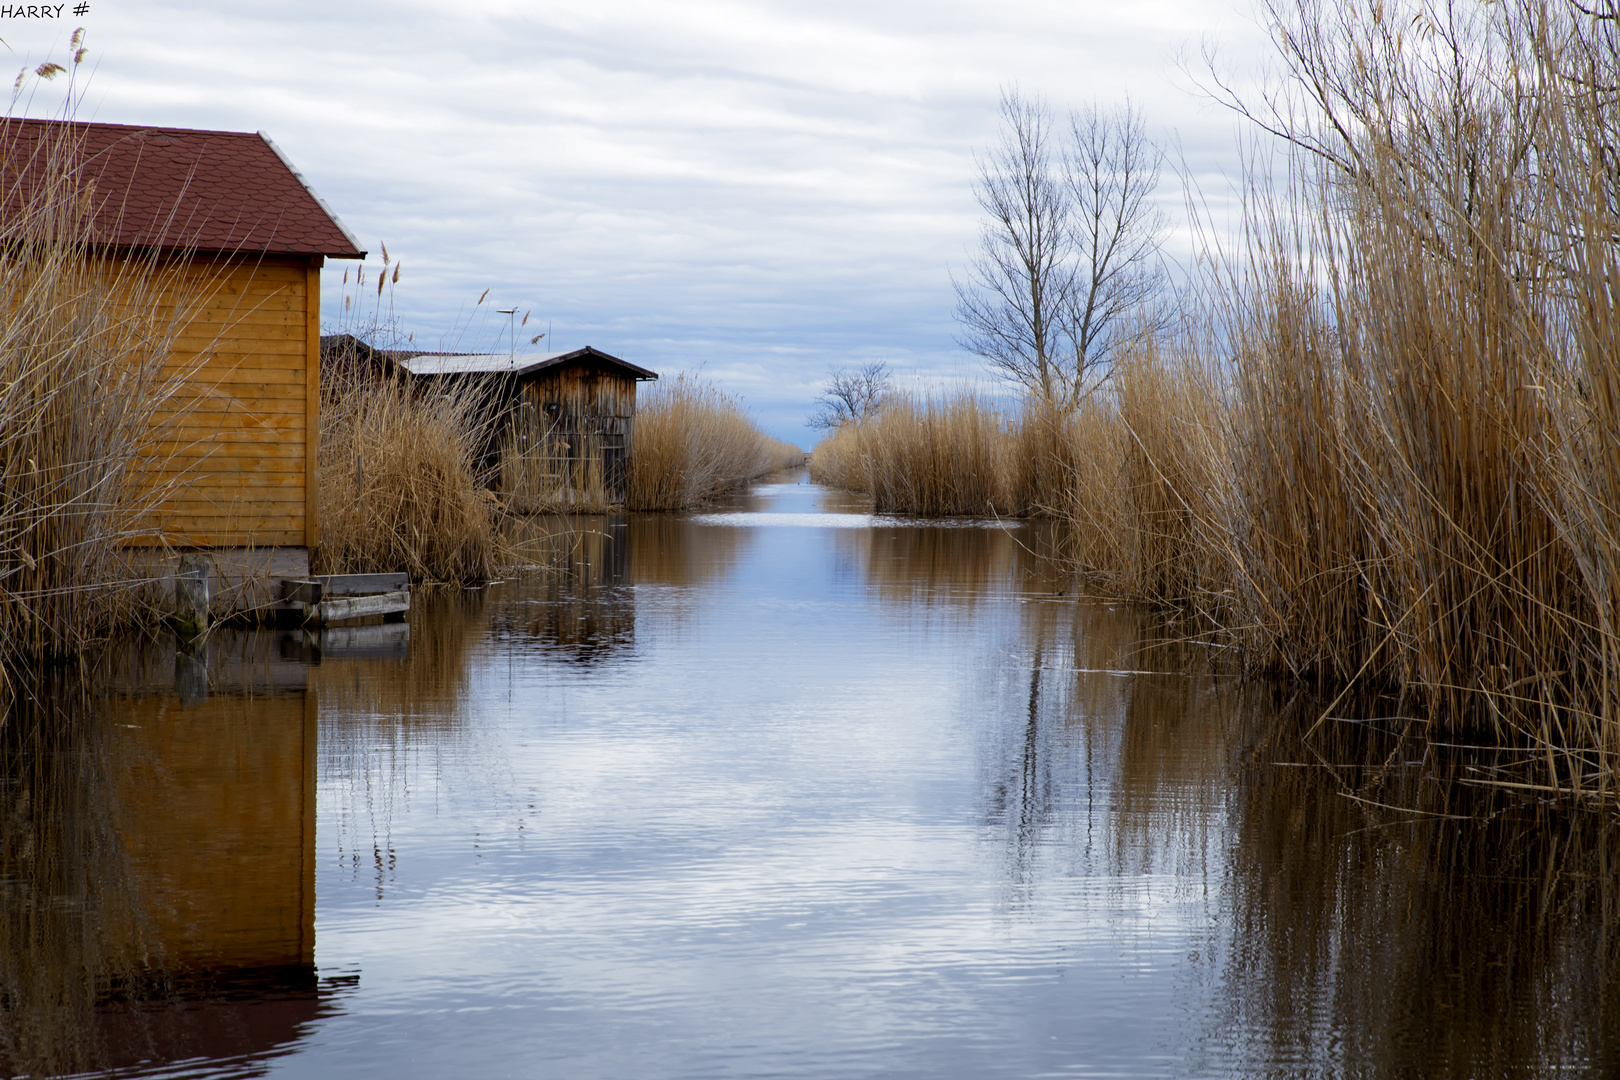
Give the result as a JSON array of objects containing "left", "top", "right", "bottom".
[{"left": 5, "top": 0, "right": 1271, "bottom": 441}]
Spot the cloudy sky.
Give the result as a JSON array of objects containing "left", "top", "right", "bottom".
[{"left": 6, "top": 0, "right": 1272, "bottom": 444}]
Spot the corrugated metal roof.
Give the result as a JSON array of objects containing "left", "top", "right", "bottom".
[
  {"left": 0, "top": 118, "right": 365, "bottom": 258},
  {"left": 397, "top": 346, "right": 658, "bottom": 381}
]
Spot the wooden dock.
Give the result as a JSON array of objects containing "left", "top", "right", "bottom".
[{"left": 278, "top": 572, "right": 410, "bottom": 626}]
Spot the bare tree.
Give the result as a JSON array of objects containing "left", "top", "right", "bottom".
[
  {"left": 952, "top": 90, "right": 1076, "bottom": 404},
  {"left": 808, "top": 361, "right": 893, "bottom": 429},
  {"left": 1062, "top": 99, "right": 1169, "bottom": 396},
  {"left": 954, "top": 89, "right": 1169, "bottom": 408}
]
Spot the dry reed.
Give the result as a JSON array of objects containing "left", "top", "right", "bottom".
[
  {"left": 809, "top": 391, "right": 1104, "bottom": 519},
  {"left": 816, "top": 2, "right": 1620, "bottom": 791},
  {"left": 313, "top": 376, "right": 501, "bottom": 584},
  {"left": 0, "top": 91, "right": 202, "bottom": 672},
  {"left": 627, "top": 375, "right": 802, "bottom": 510},
  {"left": 810, "top": 391, "right": 1016, "bottom": 516}
]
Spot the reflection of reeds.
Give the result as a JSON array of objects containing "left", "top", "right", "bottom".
[
  {"left": 498, "top": 518, "right": 635, "bottom": 663},
  {"left": 506, "top": 511, "right": 749, "bottom": 592},
  {"left": 628, "top": 376, "right": 803, "bottom": 510},
  {"left": 311, "top": 587, "right": 487, "bottom": 721},
  {"left": 839, "top": 516, "right": 1074, "bottom": 616},
  {"left": 978, "top": 589, "right": 1620, "bottom": 1072},
  {"left": 1215, "top": 708, "right": 1620, "bottom": 1074},
  {"left": 0, "top": 686, "right": 153, "bottom": 1077},
  {"left": 819, "top": 6, "right": 1620, "bottom": 790},
  {"left": 498, "top": 513, "right": 754, "bottom": 661}
]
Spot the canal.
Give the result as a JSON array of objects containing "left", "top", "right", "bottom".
[{"left": 1, "top": 472, "right": 1616, "bottom": 1077}]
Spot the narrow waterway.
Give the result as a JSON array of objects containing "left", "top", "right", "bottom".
[{"left": 3, "top": 473, "right": 1617, "bottom": 1078}]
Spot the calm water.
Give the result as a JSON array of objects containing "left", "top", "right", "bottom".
[{"left": 3, "top": 473, "right": 1618, "bottom": 1078}]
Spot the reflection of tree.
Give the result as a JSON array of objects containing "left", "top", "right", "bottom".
[{"left": 981, "top": 597, "right": 1212, "bottom": 899}]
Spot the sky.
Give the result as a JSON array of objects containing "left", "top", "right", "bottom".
[{"left": 4, "top": 0, "right": 1273, "bottom": 445}]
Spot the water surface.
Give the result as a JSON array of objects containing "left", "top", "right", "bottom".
[{"left": 3, "top": 473, "right": 1617, "bottom": 1078}]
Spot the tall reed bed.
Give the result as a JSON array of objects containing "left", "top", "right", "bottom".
[
  {"left": 818, "top": 4, "right": 1620, "bottom": 793},
  {"left": 0, "top": 95, "right": 198, "bottom": 672},
  {"left": 808, "top": 391, "right": 1111, "bottom": 519},
  {"left": 627, "top": 375, "right": 802, "bottom": 510},
  {"left": 313, "top": 375, "right": 502, "bottom": 584},
  {"left": 810, "top": 392, "right": 1015, "bottom": 516},
  {"left": 1160, "top": 1, "right": 1620, "bottom": 789},
  {"left": 1098, "top": 2, "right": 1620, "bottom": 791}
]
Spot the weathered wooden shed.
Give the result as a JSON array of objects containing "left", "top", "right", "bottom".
[
  {"left": 397, "top": 347, "right": 658, "bottom": 509},
  {"left": 4, "top": 118, "right": 365, "bottom": 605}
]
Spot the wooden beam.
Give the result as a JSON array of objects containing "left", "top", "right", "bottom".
[
  {"left": 305, "top": 256, "right": 323, "bottom": 549},
  {"left": 311, "top": 623, "right": 411, "bottom": 660},
  {"left": 307, "top": 590, "right": 410, "bottom": 624},
  {"left": 314, "top": 572, "right": 410, "bottom": 595}
]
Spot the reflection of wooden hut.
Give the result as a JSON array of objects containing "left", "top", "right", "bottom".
[
  {"left": 397, "top": 347, "right": 657, "bottom": 508},
  {"left": 107, "top": 632, "right": 316, "bottom": 974},
  {"left": 503, "top": 515, "right": 635, "bottom": 662}
]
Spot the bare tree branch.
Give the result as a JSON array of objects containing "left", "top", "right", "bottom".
[
  {"left": 954, "top": 88, "right": 1168, "bottom": 408},
  {"left": 809, "top": 361, "right": 893, "bottom": 429},
  {"left": 953, "top": 89, "right": 1076, "bottom": 403},
  {"left": 1062, "top": 98, "right": 1170, "bottom": 405}
]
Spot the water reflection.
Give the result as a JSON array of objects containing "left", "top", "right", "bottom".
[
  {"left": 501, "top": 515, "right": 634, "bottom": 663},
  {"left": 842, "top": 517, "right": 1072, "bottom": 610},
  {"left": 3, "top": 475, "right": 1618, "bottom": 1077},
  {"left": 499, "top": 511, "right": 755, "bottom": 664},
  {"left": 0, "top": 631, "right": 347, "bottom": 1078},
  {"left": 1213, "top": 707, "right": 1620, "bottom": 1076}
]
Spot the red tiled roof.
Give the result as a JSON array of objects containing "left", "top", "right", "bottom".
[{"left": 0, "top": 119, "right": 365, "bottom": 258}]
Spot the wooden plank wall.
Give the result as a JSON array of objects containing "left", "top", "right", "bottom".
[
  {"left": 131, "top": 254, "right": 317, "bottom": 549},
  {"left": 502, "top": 365, "right": 636, "bottom": 509}
]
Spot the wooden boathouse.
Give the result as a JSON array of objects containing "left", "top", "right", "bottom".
[
  {"left": 4, "top": 119, "right": 366, "bottom": 608},
  {"left": 397, "top": 347, "right": 658, "bottom": 509}
]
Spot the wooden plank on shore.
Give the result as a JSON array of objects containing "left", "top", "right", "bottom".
[{"left": 315, "top": 573, "right": 409, "bottom": 595}]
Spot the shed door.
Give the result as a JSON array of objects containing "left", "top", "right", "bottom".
[{"left": 601, "top": 434, "right": 627, "bottom": 503}]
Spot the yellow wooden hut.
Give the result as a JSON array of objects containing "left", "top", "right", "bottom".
[{"left": 8, "top": 119, "right": 366, "bottom": 606}]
